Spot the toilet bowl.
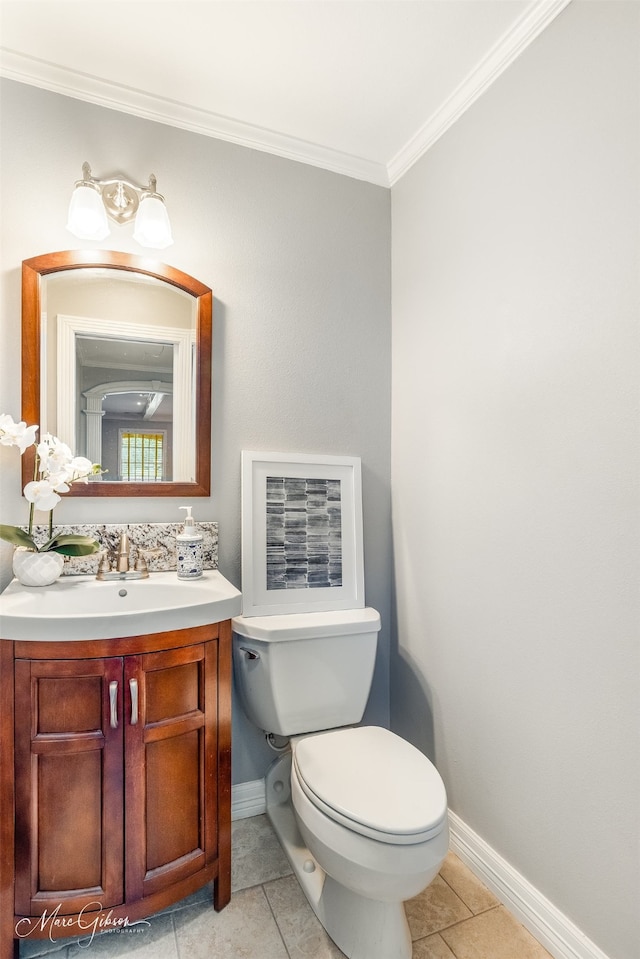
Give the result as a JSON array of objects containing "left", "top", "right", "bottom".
[
  {"left": 264, "top": 727, "right": 448, "bottom": 959},
  {"left": 233, "top": 610, "right": 449, "bottom": 959},
  {"left": 292, "top": 726, "right": 448, "bottom": 899}
]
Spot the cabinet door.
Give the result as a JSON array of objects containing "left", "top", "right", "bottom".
[
  {"left": 14, "top": 657, "right": 124, "bottom": 916},
  {"left": 124, "top": 642, "right": 217, "bottom": 900}
]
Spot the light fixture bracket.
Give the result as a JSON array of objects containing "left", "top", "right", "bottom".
[
  {"left": 78, "top": 162, "right": 163, "bottom": 225},
  {"left": 101, "top": 179, "right": 139, "bottom": 224}
]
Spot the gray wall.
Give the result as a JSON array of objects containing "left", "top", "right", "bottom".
[
  {"left": 390, "top": 3, "right": 639, "bottom": 958},
  {"left": 0, "top": 78, "right": 392, "bottom": 784}
]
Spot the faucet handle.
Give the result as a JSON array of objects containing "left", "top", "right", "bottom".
[
  {"left": 135, "top": 546, "right": 162, "bottom": 575},
  {"left": 138, "top": 546, "right": 164, "bottom": 564},
  {"left": 96, "top": 550, "right": 112, "bottom": 580}
]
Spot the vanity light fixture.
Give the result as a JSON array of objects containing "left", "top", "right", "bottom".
[{"left": 66, "top": 161, "right": 173, "bottom": 249}]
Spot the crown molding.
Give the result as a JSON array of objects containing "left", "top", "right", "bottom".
[
  {"left": 387, "top": 0, "right": 573, "bottom": 186},
  {"left": 0, "top": 47, "right": 389, "bottom": 187},
  {"left": 1, "top": 0, "right": 571, "bottom": 190}
]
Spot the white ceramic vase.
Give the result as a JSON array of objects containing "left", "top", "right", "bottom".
[{"left": 12, "top": 548, "right": 65, "bottom": 587}]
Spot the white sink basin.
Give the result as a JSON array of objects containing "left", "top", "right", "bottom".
[{"left": 0, "top": 570, "right": 242, "bottom": 641}]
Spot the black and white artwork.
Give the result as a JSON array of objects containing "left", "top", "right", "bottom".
[
  {"left": 241, "top": 451, "right": 365, "bottom": 616},
  {"left": 265, "top": 476, "right": 342, "bottom": 590}
]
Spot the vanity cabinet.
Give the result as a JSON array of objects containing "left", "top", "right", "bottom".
[{"left": 0, "top": 621, "right": 232, "bottom": 959}]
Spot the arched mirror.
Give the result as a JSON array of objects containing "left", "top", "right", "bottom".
[{"left": 22, "top": 251, "right": 212, "bottom": 496}]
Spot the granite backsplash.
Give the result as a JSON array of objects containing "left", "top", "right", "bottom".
[{"left": 26, "top": 522, "right": 219, "bottom": 575}]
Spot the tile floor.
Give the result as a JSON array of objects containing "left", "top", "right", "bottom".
[{"left": 18, "top": 814, "right": 553, "bottom": 959}]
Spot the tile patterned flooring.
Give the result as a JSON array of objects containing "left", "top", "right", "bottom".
[{"left": 19, "top": 814, "right": 553, "bottom": 959}]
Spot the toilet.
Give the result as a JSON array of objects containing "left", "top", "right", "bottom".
[{"left": 232, "top": 607, "right": 449, "bottom": 959}]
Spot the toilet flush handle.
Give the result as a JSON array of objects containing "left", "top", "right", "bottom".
[{"left": 239, "top": 646, "right": 260, "bottom": 661}]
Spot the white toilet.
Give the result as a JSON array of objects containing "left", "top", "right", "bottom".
[{"left": 232, "top": 607, "right": 449, "bottom": 959}]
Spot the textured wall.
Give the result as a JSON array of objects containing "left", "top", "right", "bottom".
[
  {"left": 0, "top": 79, "right": 391, "bottom": 783},
  {"left": 391, "top": 3, "right": 639, "bottom": 958}
]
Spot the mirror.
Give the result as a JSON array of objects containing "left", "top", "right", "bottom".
[{"left": 22, "top": 251, "right": 212, "bottom": 496}]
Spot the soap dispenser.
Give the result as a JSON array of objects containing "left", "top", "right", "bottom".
[{"left": 176, "top": 507, "right": 204, "bottom": 579}]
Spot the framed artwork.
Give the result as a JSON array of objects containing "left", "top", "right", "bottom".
[{"left": 241, "top": 451, "right": 365, "bottom": 616}]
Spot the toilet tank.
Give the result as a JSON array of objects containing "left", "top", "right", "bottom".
[{"left": 232, "top": 608, "right": 381, "bottom": 736}]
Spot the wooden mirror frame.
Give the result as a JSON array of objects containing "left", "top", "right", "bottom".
[{"left": 22, "top": 250, "right": 212, "bottom": 496}]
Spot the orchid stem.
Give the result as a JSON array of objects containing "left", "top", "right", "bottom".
[{"left": 28, "top": 450, "right": 39, "bottom": 538}]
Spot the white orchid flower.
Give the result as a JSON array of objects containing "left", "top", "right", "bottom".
[
  {"left": 37, "top": 435, "right": 74, "bottom": 476},
  {"left": 0, "top": 414, "right": 38, "bottom": 453},
  {"left": 0, "top": 413, "right": 102, "bottom": 557},
  {"left": 44, "top": 470, "right": 71, "bottom": 494},
  {"left": 23, "top": 479, "right": 62, "bottom": 513},
  {"left": 64, "top": 456, "right": 95, "bottom": 483}
]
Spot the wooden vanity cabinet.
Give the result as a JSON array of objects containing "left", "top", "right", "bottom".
[{"left": 0, "top": 621, "right": 232, "bottom": 959}]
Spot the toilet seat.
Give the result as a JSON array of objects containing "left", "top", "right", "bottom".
[{"left": 293, "top": 726, "right": 447, "bottom": 846}]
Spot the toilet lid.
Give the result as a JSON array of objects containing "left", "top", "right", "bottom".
[{"left": 293, "top": 726, "right": 447, "bottom": 845}]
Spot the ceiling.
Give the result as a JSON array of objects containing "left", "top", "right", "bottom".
[{"left": 0, "top": 0, "right": 570, "bottom": 185}]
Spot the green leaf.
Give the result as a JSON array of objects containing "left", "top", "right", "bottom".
[
  {"left": 0, "top": 525, "right": 38, "bottom": 550},
  {"left": 44, "top": 534, "right": 101, "bottom": 557}
]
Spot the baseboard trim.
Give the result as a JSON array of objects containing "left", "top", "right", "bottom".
[
  {"left": 448, "top": 811, "right": 610, "bottom": 959},
  {"left": 231, "top": 779, "right": 266, "bottom": 821}
]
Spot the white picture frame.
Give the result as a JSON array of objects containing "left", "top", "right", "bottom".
[{"left": 241, "top": 451, "right": 365, "bottom": 616}]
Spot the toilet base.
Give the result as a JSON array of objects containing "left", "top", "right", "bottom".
[
  {"left": 319, "top": 874, "right": 412, "bottom": 959},
  {"left": 265, "top": 753, "right": 413, "bottom": 959}
]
